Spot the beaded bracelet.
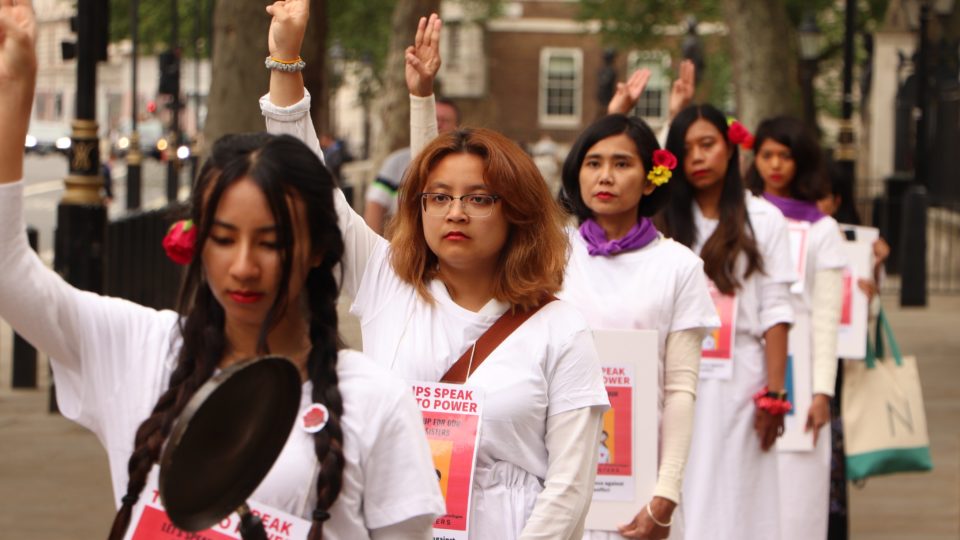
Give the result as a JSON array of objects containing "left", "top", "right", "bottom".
[
  {"left": 265, "top": 56, "right": 306, "bottom": 72},
  {"left": 753, "top": 387, "right": 792, "bottom": 415}
]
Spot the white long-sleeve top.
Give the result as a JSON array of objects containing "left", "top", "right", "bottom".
[{"left": 261, "top": 91, "right": 610, "bottom": 540}]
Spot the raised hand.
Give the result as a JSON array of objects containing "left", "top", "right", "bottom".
[
  {"left": 266, "top": 0, "right": 309, "bottom": 60},
  {"left": 0, "top": 0, "right": 37, "bottom": 88},
  {"left": 405, "top": 13, "right": 442, "bottom": 98},
  {"left": 667, "top": 59, "right": 696, "bottom": 120},
  {"left": 606, "top": 68, "right": 651, "bottom": 116}
]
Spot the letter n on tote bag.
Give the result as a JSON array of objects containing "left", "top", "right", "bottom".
[{"left": 842, "top": 309, "right": 933, "bottom": 481}]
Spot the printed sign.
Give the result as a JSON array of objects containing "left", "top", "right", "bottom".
[
  {"left": 777, "top": 314, "right": 814, "bottom": 452},
  {"left": 836, "top": 226, "right": 879, "bottom": 359},
  {"left": 124, "top": 472, "right": 311, "bottom": 540},
  {"left": 411, "top": 381, "right": 483, "bottom": 540},
  {"left": 700, "top": 280, "right": 738, "bottom": 380},
  {"left": 787, "top": 220, "right": 811, "bottom": 294},
  {"left": 585, "top": 329, "right": 658, "bottom": 531},
  {"left": 596, "top": 364, "right": 635, "bottom": 500}
]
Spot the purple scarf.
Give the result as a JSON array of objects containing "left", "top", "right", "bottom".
[
  {"left": 763, "top": 193, "right": 826, "bottom": 223},
  {"left": 579, "top": 218, "right": 659, "bottom": 256}
]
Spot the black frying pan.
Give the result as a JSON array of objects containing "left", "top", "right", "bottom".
[{"left": 158, "top": 355, "right": 301, "bottom": 536}]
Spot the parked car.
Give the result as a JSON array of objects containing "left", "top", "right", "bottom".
[
  {"left": 113, "top": 119, "right": 168, "bottom": 160},
  {"left": 24, "top": 121, "right": 71, "bottom": 155}
]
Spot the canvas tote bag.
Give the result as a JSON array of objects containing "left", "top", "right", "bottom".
[{"left": 842, "top": 308, "right": 933, "bottom": 481}]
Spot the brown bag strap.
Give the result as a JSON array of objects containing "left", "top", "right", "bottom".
[{"left": 440, "top": 296, "right": 557, "bottom": 384}]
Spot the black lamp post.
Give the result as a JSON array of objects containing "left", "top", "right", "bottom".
[
  {"left": 57, "top": 0, "right": 107, "bottom": 289},
  {"left": 798, "top": 12, "right": 823, "bottom": 134},
  {"left": 126, "top": 0, "right": 142, "bottom": 210},
  {"left": 900, "top": 0, "right": 954, "bottom": 306}
]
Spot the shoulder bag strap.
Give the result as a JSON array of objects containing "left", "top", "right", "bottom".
[{"left": 440, "top": 296, "right": 557, "bottom": 384}]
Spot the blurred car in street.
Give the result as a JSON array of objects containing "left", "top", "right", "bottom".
[
  {"left": 24, "top": 121, "right": 71, "bottom": 155},
  {"left": 112, "top": 119, "right": 167, "bottom": 160}
]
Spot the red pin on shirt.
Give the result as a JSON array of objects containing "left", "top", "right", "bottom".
[{"left": 300, "top": 404, "right": 329, "bottom": 434}]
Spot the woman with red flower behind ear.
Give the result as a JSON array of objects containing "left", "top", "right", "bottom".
[
  {"left": 658, "top": 104, "right": 797, "bottom": 540},
  {"left": 0, "top": 3, "right": 444, "bottom": 538},
  {"left": 557, "top": 115, "right": 719, "bottom": 540}
]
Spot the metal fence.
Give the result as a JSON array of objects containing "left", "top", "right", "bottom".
[
  {"left": 104, "top": 205, "right": 184, "bottom": 310},
  {"left": 857, "top": 193, "right": 960, "bottom": 296}
]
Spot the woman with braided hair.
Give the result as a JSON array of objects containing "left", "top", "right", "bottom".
[{"left": 0, "top": 3, "right": 444, "bottom": 538}]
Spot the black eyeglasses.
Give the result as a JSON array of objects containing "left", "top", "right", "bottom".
[{"left": 419, "top": 192, "right": 502, "bottom": 218}]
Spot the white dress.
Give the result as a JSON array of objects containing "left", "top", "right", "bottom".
[
  {"left": 681, "top": 195, "right": 796, "bottom": 540},
  {"left": 262, "top": 92, "right": 610, "bottom": 539},
  {"left": 0, "top": 181, "right": 445, "bottom": 539},
  {"left": 561, "top": 229, "right": 720, "bottom": 539},
  {"left": 778, "top": 215, "right": 846, "bottom": 540}
]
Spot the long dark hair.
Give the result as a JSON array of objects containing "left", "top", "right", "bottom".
[
  {"left": 561, "top": 113, "right": 670, "bottom": 223},
  {"left": 746, "top": 115, "right": 828, "bottom": 202},
  {"left": 658, "top": 104, "right": 763, "bottom": 294},
  {"left": 108, "top": 133, "right": 346, "bottom": 540}
]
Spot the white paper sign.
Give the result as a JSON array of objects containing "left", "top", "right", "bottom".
[
  {"left": 777, "top": 314, "right": 814, "bottom": 452},
  {"left": 836, "top": 226, "right": 879, "bottom": 359},
  {"left": 585, "top": 329, "right": 659, "bottom": 531},
  {"left": 787, "top": 220, "right": 811, "bottom": 294}
]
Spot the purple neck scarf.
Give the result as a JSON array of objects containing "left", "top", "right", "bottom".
[
  {"left": 763, "top": 193, "right": 826, "bottom": 223},
  {"left": 579, "top": 218, "right": 659, "bottom": 256}
]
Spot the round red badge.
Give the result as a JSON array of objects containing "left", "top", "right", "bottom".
[{"left": 300, "top": 403, "right": 329, "bottom": 434}]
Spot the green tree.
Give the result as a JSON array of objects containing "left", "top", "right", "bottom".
[{"left": 578, "top": 0, "right": 891, "bottom": 129}]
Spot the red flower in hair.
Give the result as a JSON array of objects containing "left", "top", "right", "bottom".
[
  {"left": 162, "top": 219, "right": 196, "bottom": 265},
  {"left": 727, "top": 121, "right": 754, "bottom": 150},
  {"left": 652, "top": 149, "right": 677, "bottom": 170}
]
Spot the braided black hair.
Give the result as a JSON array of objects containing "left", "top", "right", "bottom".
[{"left": 108, "top": 133, "right": 347, "bottom": 539}]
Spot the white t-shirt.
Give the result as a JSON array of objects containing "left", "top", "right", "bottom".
[
  {"left": 692, "top": 194, "right": 797, "bottom": 339},
  {"left": 366, "top": 147, "right": 412, "bottom": 217},
  {"left": 0, "top": 181, "right": 444, "bottom": 539},
  {"left": 682, "top": 193, "right": 796, "bottom": 540},
  {"left": 560, "top": 228, "right": 720, "bottom": 405}
]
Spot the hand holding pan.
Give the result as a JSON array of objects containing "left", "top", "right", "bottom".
[{"left": 159, "top": 356, "right": 301, "bottom": 539}]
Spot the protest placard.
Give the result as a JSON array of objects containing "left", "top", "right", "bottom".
[
  {"left": 411, "top": 381, "right": 483, "bottom": 540},
  {"left": 700, "top": 280, "right": 738, "bottom": 380},
  {"left": 585, "top": 329, "right": 658, "bottom": 531}
]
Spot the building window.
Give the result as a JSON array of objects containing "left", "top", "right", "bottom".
[
  {"left": 539, "top": 48, "right": 582, "bottom": 127},
  {"left": 627, "top": 50, "right": 671, "bottom": 122}
]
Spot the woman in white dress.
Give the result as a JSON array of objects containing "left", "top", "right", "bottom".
[
  {"left": 0, "top": 4, "right": 444, "bottom": 539},
  {"left": 659, "top": 104, "right": 796, "bottom": 540},
  {"left": 747, "top": 116, "right": 846, "bottom": 540},
  {"left": 558, "top": 114, "right": 719, "bottom": 540},
  {"left": 261, "top": 5, "right": 609, "bottom": 539}
]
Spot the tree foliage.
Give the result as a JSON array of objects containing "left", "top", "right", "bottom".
[{"left": 109, "top": 0, "right": 213, "bottom": 57}]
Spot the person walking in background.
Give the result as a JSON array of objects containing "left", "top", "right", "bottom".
[
  {"left": 363, "top": 97, "right": 459, "bottom": 235},
  {"left": 746, "top": 115, "right": 846, "bottom": 540}
]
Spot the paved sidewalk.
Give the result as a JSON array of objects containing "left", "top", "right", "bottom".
[{"left": 0, "top": 295, "right": 956, "bottom": 538}]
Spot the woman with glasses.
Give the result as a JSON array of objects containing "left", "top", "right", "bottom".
[{"left": 260, "top": 5, "right": 608, "bottom": 539}]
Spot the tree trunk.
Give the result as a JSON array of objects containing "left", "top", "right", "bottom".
[
  {"left": 303, "top": 0, "right": 329, "bottom": 135},
  {"left": 370, "top": 0, "right": 441, "bottom": 166},
  {"left": 203, "top": 0, "right": 270, "bottom": 148},
  {"left": 204, "top": 0, "right": 327, "bottom": 151},
  {"left": 722, "top": 0, "right": 802, "bottom": 131}
]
